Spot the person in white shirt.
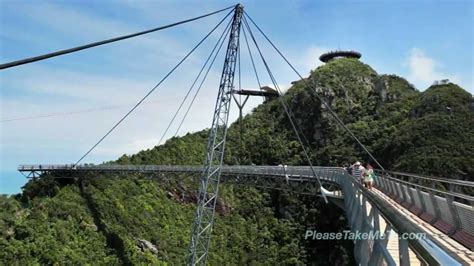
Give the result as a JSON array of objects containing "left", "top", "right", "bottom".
[{"left": 352, "top": 161, "right": 366, "bottom": 184}]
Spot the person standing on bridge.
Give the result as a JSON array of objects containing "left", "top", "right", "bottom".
[
  {"left": 364, "top": 163, "right": 375, "bottom": 190},
  {"left": 352, "top": 161, "right": 365, "bottom": 184},
  {"left": 344, "top": 162, "right": 353, "bottom": 175}
]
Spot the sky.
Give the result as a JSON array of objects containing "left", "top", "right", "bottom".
[{"left": 1, "top": 0, "right": 473, "bottom": 194}]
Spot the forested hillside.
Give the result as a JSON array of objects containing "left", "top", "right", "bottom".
[{"left": 1, "top": 58, "right": 472, "bottom": 264}]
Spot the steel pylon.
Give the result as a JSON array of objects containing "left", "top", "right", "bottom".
[{"left": 187, "top": 4, "right": 243, "bottom": 265}]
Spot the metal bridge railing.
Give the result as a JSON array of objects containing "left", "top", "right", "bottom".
[
  {"left": 337, "top": 168, "right": 465, "bottom": 265},
  {"left": 379, "top": 170, "right": 474, "bottom": 189},
  {"left": 340, "top": 169, "right": 397, "bottom": 265},
  {"left": 374, "top": 170, "right": 474, "bottom": 250}
]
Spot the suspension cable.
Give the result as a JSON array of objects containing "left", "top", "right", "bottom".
[
  {"left": 242, "top": 17, "right": 328, "bottom": 203},
  {"left": 242, "top": 25, "right": 288, "bottom": 165},
  {"left": 241, "top": 25, "right": 262, "bottom": 89},
  {"left": 157, "top": 18, "right": 233, "bottom": 145},
  {"left": 0, "top": 5, "right": 236, "bottom": 70},
  {"left": 0, "top": 99, "right": 179, "bottom": 123},
  {"left": 243, "top": 19, "right": 311, "bottom": 154},
  {"left": 73, "top": 10, "right": 234, "bottom": 166},
  {"left": 236, "top": 32, "right": 245, "bottom": 164},
  {"left": 238, "top": 33, "right": 242, "bottom": 93},
  {"left": 244, "top": 12, "right": 386, "bottom": 171},
  {"left": 243, "top": 19, "right": 312, "bottom": 149},
  {"left": 243, "top": 18, "right": 308, "bottom": 154},
  {"left": 173, "top": 18, "right": 232, "bottom": 137}
]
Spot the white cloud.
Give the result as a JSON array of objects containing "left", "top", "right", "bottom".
[
  {"left": 262, "top": 45, "right": 330, "bottom": 93},
  {"left": 2, "top": 66, "right": 157, "bottom": 105},
  {"left": 406, "top": 48, "right": 462, "bottom": 90},
  {"left": 95, "top": 137, "right": 161, "bottom": 156},
  {"left": 271, "top": 84, "right": 292, "bottom": 94},
  {"left": 302, "top": 46, "right": 330, "bottom": 72},
  {"left": 1, "top": 2, "right": 217, "bottom": 73},
  {"left": 0, "top": 63, "right": 243, "bottom": 168}
]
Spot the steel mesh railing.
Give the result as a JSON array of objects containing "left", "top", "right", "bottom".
[{"left": 373, "top": 170, "right": 473, "bottom": 238}]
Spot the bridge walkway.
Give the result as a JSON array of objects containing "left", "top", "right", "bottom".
[
  {"left": 372, "top": 188, "right": 474, "bottom": 265},
  {"left": 362, "top": 191, "right": 421, "bottom": 265}
]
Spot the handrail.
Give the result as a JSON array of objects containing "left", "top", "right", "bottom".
[
  {"left": 342, "top": 171, "right": 465, "bottom": 265},
  {"left": 377, "top": 172, "right": 474, "bottom": 202},
  {"left": 375, "top": 169, "right": 474, "bottom": 187}
]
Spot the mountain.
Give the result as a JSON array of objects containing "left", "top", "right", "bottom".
[
  {"left": 384, "top": 83, "right": 474, "bottom": 180},
  {"left": 1, "top": 58, "right": 472, "bottom": 264}
]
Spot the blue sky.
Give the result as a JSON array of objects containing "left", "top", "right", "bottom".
[{"left": 1, "top": 0, "right": 473, "bottom": 194}]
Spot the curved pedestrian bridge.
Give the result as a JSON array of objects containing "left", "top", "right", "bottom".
[{"left": 18, "top": 164, "right": 474, "bottom": 265}]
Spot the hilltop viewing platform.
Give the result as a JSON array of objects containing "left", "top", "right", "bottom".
[{"left": 319, "top": 50, "right": 362, "bottom": 63}]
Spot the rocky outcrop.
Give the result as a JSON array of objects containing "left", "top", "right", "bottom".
[{"left": 136, "top": 238, "right": 158, "bottom": 255}]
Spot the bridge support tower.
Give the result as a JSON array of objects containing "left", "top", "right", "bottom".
[{"left": 187, "top": 4, "right": 243, "bottom": 265}]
